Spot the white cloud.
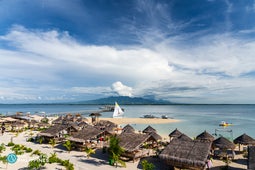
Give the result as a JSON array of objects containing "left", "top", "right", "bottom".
[
  {"left": 111, "top": 81, "right": 133, "bottom": 97},
  {"left": 1, "top": 26, "right": 255, "bottom": 103}
]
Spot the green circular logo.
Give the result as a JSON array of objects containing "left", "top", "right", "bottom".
[{"left": 7, "top": 153, "right": 17, "bottom": 164}]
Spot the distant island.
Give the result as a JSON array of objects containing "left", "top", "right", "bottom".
[{"left": 73, "top": 96, "right": 173, "bottom": 105}]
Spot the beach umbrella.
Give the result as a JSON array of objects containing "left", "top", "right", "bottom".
[
  {"left": 122, "top": 124, "right": 135, "bottom": 133},
  {"left": 142, "top": 125, "right": 156, "bottom": 134},
  {"left": 234, "top": 133, "right": 255, "bottom": 151},
  {"left": 234, "top": 133, "right": 255, "bottom": 145},
  {"left": 169, "top": 128, "right": 182, "bottom": 139},
  {"left": 196, "top": 130, "right": 214, "bottom": 142},
  {"left": 89, "top": 112, "right": 102, "bottom": 124},
  {"left": 212, "top": 137, "right": 235, "bottom": 150}
]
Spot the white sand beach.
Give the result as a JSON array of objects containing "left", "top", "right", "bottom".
[
  {"left": 94, "top": 117, "right": 180, "bottom": 125},
  {"left": 0, "top": 115, "right": 248, "bottom": 170}
]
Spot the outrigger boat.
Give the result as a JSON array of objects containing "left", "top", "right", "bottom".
[{"left": 219, "top": 121, "right": 233, "bottom": 127}]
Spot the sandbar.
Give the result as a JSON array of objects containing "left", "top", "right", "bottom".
[{"left": 96, "top": 117, "right": 180, "bottom": 125}]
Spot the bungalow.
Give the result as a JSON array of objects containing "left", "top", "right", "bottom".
[
  {"left": 38, "top": 124, "right": 70, "bottom": 142},
  {"left": 68, "top": 124, "right": 109, "bottom": 151},
  {"left": 118, "top": 132, "right": 158, "bottom": 162}
]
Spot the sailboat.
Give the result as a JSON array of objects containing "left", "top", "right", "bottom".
[{"left": 112, "top": 102, "right": 124, "bottom": 118}]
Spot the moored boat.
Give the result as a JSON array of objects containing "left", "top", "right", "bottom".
[{"left": 219, "top": 121, "right": 233, "bottom": 126}]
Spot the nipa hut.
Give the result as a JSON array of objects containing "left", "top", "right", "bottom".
[
  {"left": 169, "top": 128, "right": 182, "bottom": 141},
  {"left": 212, "top": 137, "right": 235, "bottom": 150},
  {"left": 234, "top": 133, "right": 255, "bottom": 146},
  {"left": 176, "top": 133, "right": 193, "bottom": 142},
  {"left": 38, "top": 124, "right": 69, "bottom": 142},
  {"left": 234, "top": 133, "right": 255, "bottom": 151},
  {"left": 118, "top": 132, "right": 157, "bottom": 161},
  {"left": 212, "top": 137, "right": 236, "bottom": 159},
  {"left": 121, "top": 124, "right": 135, "bottom": 133},
  {"left": 159, "top": 139, "right": 211, "bottom": 170},
  {"left": 68, "top": 124, "right": 107, "bottom": 150},
  {"left": 196, "top": 130, "right": 214, "bottom": 142},
  {"left": 142, "top": 125, "right": 156, "bottom": 134}
]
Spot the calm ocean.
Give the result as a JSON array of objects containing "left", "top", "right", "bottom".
[{"left": 0, "top": 104, "right": 254, "bottom": 139}]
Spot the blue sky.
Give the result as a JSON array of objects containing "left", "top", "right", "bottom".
[{"left": 1, "top": 0, "right": 255, "bottom": 104}]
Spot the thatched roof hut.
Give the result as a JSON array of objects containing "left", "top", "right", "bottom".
[
  {"left": 118, "top": 132, "right": 150, "bottom": 152},
  {"left": 176, "top": 133, "right": 193, "bottom": 142},
  {"left": 234, "top": 133, "right": 255, "bottom": 145},
  {"left": 39, "top": 124, "right": 67, "bottom": 138},
  {"left": 149, "top": 132, "right": 162, "bottom": 141},
  {"left": 122, "top": 124, "right": 135, "bottom": 133},
  {"left": 142, "top": 125, "right": 156, "bottom": 134},
  {"left": 159, "top": 139, "right": 211, "bottom": 170},
  {"left": 95, "top": 120, "right": 117, "bottom": 132},
  {"left": 52, "top": 116, "right": 64, "bottom": 124},
  {"left": 196, "top": 131, "right": 214, "bottom": 142},
  {"left": 68, "top": 124, "right": 103, "bottom": 143},
  {"left": 212, "top": 137, "right": 235, "bottom": 150},
  {"left": 169, "top": 128, "right": 182, "bottom": 138}
]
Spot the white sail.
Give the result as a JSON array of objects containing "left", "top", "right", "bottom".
[{"left": 113, "top": 102, "right": 124, "bottom": 118}]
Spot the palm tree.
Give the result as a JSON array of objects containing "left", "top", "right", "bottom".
[
  {"left": 84, "top": 147, "right": 95, "bottom": 158},
  {"left": 37, "top": 136, "right": 44, "bottom": 144},
  {"left": 63, "top": 140, "right": 73, "bottom": 153},
  {"left": 49, "top": 138, "right": 56, "bottom": 148},
  {"left": 108, "top": 135, "right": 126, "bottom": 168}
]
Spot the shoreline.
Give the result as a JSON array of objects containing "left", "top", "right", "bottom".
[{"left": 94, "top": 117, "right": 180, "bottom": 125}]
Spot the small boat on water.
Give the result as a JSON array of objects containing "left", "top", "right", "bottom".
[
  {"left": 141, "top": 114, "right": 158, "bottom": 119},
  {"left": 219, "top": 121, "right": 233, "bottom": 127},
  {"left": 112, "top": 102, "right": 124, "bottom": 118},
  {"left": 161, "top": 115, "right": 168, "bottom": 119}
]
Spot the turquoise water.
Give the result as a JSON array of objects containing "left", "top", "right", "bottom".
[{"left": 0, "top": 104, "right": 254, "bottom": 139}]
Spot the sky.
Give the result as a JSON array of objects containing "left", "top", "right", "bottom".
[{"left": 1, "top": 0, "right": 255, "bottom": 104}]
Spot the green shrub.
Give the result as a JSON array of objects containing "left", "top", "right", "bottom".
[
  {"left": 31, "top": 149, "right": 42, "bottom": 156},
  {"left": 48, "top": 152, "right": 61, "bottom": 164},
  {"left": 0, "top": 143, "right": 6, "bottom": 153},
  {"left": 25, "top": 147, "right": 33, "bottom": 153},
  {"left": 7, "top": 142, "right": 14, "bottom": 146}
]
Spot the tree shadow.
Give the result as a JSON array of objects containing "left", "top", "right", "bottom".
[{"left": 137, "top": 157, "right": 174, "bottom": 170}]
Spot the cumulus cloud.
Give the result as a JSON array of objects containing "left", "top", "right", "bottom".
[
  {"left": 111, "top": 81, "right": 133, "bottom": 97},
  {"left": 1, "top": 25, "right": 255, "bottom": 103}
]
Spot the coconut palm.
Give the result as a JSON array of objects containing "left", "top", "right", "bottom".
[
  {"left": 63, "top": 140, "right": 73, "bottom": 153},
  {"left": 108, "top": 135, "right": 126, "bottom": 168},
  {"left": 84, "top": 147, "right": 95, "bottom": 158},
  {"left": 49, "top": 138, "right": 56, "bottom": 148}
]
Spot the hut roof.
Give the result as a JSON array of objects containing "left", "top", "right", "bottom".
[
  {"left": 89, "top": 112, "right": 102, "bottom": 117},
  {"left": 149, "top": 132, "right": 162, "bottom": 141},
  {"left": 212, "top": 137, "right": 235, "bottom": 150},
  {"left": 159, "top": 139, "right": 211, "bottom": 169},
  {"left": 52, "top": 116, "right": 64, "bottom": 124},
  {"left": 68, "top": 124, "right": 103, "bottom": 143},
  {"left": 39, "top": 124, "right": 67, "bottom": 137},
  {"left": 234, "top": 133, "right": 255, "bottom": 145},
  {"left": 175, "top": 134, "right": 193, "bottom": 142},
  {"left": 196, "top": 131, "right": 214, "bottom": 142},
  {"left": 118, "top": 133, "right": 150, "bottom": 152},
  {"left": 122, "top": 124, "right": 135, "bottom": 133},
  {"left": 142, "top": 125, "right": 156, "bottom": 134},
  {"left": 169, "top": 128, "right": 182, "bottom": 138}
]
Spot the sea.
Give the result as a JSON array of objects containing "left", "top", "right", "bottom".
[{"left": 0, "top": 104, "right": 254, "bottom": 140}]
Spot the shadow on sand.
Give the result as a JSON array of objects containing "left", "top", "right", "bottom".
[
  {"left": 137, "top": 157, "right": 174, "bottom": 170},
  {"left": 78, "top": 148, "right": 109, "bottom": 167}
]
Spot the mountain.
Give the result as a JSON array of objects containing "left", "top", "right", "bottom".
[{"left": 74, "top": 96, "right": 173, "bottom": 105}]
